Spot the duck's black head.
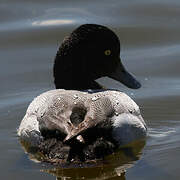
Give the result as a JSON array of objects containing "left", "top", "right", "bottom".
[{"left": 54, "top": 24, "right": 141, "bottom": 90}]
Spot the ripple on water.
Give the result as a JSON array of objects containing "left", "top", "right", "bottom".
[{"left": 146, "top": 123, "right": 180, "bottom": 152}]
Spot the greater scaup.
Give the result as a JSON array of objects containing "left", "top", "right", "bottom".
[{"left": 18, "top": 24, "right": 147, "bottom": 164}]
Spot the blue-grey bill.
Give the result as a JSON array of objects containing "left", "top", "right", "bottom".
[{"left": 109, "top": 60, "right": 141, "bottom": 89}]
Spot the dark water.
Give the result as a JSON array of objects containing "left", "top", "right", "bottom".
[{"left": 1, "top": 0, "right": 180, "bottom": 179}]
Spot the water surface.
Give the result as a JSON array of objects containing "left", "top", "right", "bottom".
[{"left": 1, "top": 0, "right": 180, "bottom": 179}]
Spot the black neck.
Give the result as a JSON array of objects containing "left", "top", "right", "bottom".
[
  {"left": 53, "top": 53, "right": 104, "bottom": 90},
  {"left": 54, "top": 78, "right": 103, "bottom": 90}
]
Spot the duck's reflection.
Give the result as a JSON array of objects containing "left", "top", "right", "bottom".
[{"left": 20, "top": 140, "right": 145, "bottom": 180}]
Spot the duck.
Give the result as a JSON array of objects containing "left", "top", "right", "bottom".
[{"left": 17, "top": 24, "right": 147, "bottom": 164}]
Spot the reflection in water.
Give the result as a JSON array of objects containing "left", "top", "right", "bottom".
[
  {"left": 20, "top": 140, "right": 145, "bottom": 180},
  {"left": 32, "top": 19, "right": 75, "bottom": 26}
]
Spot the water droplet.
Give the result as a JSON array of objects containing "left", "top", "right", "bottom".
[
  {"left": 130, "top": 92, "right": 134, "bottom": 96},
  {"left": 115, "top": 112, "right": 119, "bottom": 116},
  {"left": 115, "top": 100, "right": 119, "bottom": 105},
  {"left": 129, "top": 110, "right": 133, "bottom": 114},
  {"left": 40, "top": 112, "right": 45, "bottom": 117},
  {"left": 92, "top": 96, "right": 99, "bottom": 101},
  {"left": 74, "top": 102, "right": 77, "bottom": 105},
  {"left": 73, "top": 94, "right": 78, "bottom": 99},
  {"left": 57, "top": 97, "right": 61, "bottom": 100}
]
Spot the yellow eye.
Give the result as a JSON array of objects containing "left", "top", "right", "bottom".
[{"left": 104, "top": 49, "right": 111, "bottom": 56}]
